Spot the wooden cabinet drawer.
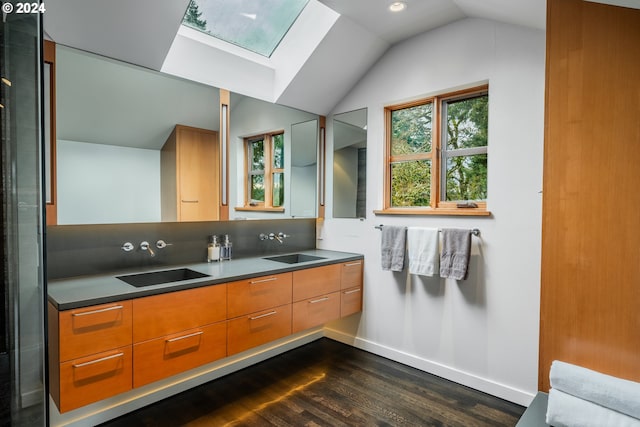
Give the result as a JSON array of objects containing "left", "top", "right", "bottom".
[
  {"left": 133, "top": 285, "right": 226, "bottom": 343},
  {"left": 341, "top": 286, "right": 363, "bottom": 317},
  {"left": 292, "top": 291, "right": 340, "bottom": 333},
  {"left": 59, "top": 301, "right": 132, "bottom": 362},
  {"left": 58, "top": 346, "right": 132, "bottom": 413},
  {"left": 227, "top": 304, "right": 292, "bottom": 355},
  {"left": 133, "top": 322, "right": 227, "bottom": 388},
  {"left": 292, "top": 264, "right": 341, "bottom": 302},
  {"left": 341, "top": 260, "right": 363, "bottom": 289},
  {"left": 227, "top": 273, "right": 292, "bottom": 318}
]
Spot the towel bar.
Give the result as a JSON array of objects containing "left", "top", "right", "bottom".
[{"left": 374, "top": 225, "right": 480, "bottom": 236}]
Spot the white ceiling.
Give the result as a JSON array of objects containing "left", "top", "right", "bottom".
[
  {"left": 45, "top": 0, "right": 191, "bottom": 70},
  {"left": 44, "top": 0, "right": 550, "bottom": 115},
  {"left": 56, "top": 46, "right": 220, "bottom": 150}
]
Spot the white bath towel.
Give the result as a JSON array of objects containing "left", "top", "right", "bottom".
[
  {"left": 407, "top": 227, "right": 439, "bottom": 276},
  {"left": 550, "top": 360, "right": 640, "bottom": 419},
  {"left": 546, "top": 388, "right": 640, "bottom": 427}
]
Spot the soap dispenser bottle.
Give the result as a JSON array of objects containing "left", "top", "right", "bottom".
[
  {"left": 221, "top": 234, "right": 233, "bottom": 260},
  {"left": 207, "top": 235, "right": 220, "bottom": 262}
]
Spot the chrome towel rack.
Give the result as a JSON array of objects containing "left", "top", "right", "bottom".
[{"left": 374, "top": 224, "right": 480, "bottom": 236}]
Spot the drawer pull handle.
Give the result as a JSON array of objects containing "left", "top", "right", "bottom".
[
  {"left": 344, "top": 262, "right": 362, "bottom": 267},
  {"left": 166, "top": 331, "right": 204, "bottom": 343},
  {"left": 181, "top": 200, "right": 199, "bottom": 203},
  {"left": 343, "top": 289, "right": 361, "bottom": 295},
  {"left": 250, "top": 277, "right": 277, "bottom": 284},
  {"left": 73, "top": 352, "right": 124, "bottom": 368},
  {"left": 250, "top": 311, "right": 277, "bottom": 320},
  {"left": 72, "top": 305, "right": 123, "bottom": 317},
  {"left": 309, "top": 297, "right": 330, "bottom": 304}
]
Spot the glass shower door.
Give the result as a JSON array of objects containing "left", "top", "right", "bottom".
[{"left": 0, "top": 4, "right": 48, "bottom": 426}]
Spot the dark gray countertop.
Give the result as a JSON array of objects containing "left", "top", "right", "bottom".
[{"left": 48, "top": 249, "right": 364, "bottom": 310}]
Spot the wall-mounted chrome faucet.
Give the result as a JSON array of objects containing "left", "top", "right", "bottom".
[
  {"left": 122, "top": 240, "right": 172, "bottom": 255},
  {"left": 259, "top": 232, "right": 290, "bottom": 244},
  {"left": 140, "top": 241, "right": 155, "bottom": 257}
]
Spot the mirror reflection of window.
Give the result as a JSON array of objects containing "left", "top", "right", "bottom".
[
  {"left": 244, "top": 131, "right": 285, "bottom": 209},
  {"left": 333, "top": 109, "right": 367, "bottom": 219}
]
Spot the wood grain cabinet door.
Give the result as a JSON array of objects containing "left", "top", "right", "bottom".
[
  {"left": 58, "top": 301, "right": 132, "bottom": 362},
  {"left": 161, "top": 125, "right": 220, "bottom": 222},
  {"left": 341, "top": 260, "right": 363, "bottom": 289},
  {"left": 340, "top": 286, "right": 363, "bottom": 317},
  {"left": 227, "top": 304, "right": 292, "bottom": 355},
  {"left": 133, "top": 285, "right": 227, "bottom": 343},
  {"left": 292, "top": 292, "right": 340, "bottom": 333},
  {"left": 292, "top": 264, "right": 341, "bottom": 302},
  {"left": 58, "top": 346, "right": 132, "bottom": 413},
  {"left": 227, "top": 273, "right": 292, "bottom": 318},
  {"left": 177, "top": 126, "right": 219, "bottom": 221},
  {"left": 133, "top": 322, "right": 227, "bottom": 388}
]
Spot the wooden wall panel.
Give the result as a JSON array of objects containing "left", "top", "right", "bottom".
[{"left": 539, "top": 0, "right": 640, "bottom": 391}]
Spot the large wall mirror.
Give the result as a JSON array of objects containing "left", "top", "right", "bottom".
[
  {"left": 333, "top": 108, "right": 367, "bottom": 218},
  {"left": 55, "top": 45, "right": 320, "bottom": 224},
  {"left": 290, "top": 119, "right": 318, "bottom": 218}
]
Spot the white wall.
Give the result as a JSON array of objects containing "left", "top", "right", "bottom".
[
  {"left": 321, "top": 18, "right": 545, "bottom": 405},
  {"left": 57, "top": 140, "right": 161, "bottom": 224}
]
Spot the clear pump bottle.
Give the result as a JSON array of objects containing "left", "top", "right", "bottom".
[{"left": 220, "top": 234, "right": 233, "bottom": 260}]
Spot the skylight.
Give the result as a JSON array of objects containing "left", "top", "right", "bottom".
[{"left": 182, "top": 0, "right": 310, "bottom": 58}]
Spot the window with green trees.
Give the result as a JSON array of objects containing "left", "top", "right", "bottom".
[
  {"left": 245, "top": 132, "right": 285, "bottom": 209},
  {"left": 382, "top": 85, "right": 489, "bottom": 214}
]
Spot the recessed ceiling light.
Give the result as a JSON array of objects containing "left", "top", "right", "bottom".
[{"left": 389, "top": 2, "right": 406, "bottom": 12}]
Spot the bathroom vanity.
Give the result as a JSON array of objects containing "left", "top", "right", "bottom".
[{"left": 47, "top": 250, "right": 363, "bottom": 413}]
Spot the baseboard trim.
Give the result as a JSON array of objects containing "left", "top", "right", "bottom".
[
  {"left": 50, "top": 329, "right": 324, "bottom": 427},
  {"left": 21, "top": 386, "right": 44, "bottom": 408},
  {"left": 323, "top": 327, "right": 535, "bottom": 407}
]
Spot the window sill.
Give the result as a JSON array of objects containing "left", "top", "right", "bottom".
[
  {"left": 235, "top": 206, "right": 285, "bottom": 213},
  {"left": 373, "top": 208, "right": 491, "bottom": 217}
]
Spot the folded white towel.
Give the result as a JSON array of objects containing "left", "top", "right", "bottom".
[
  {"left": 550, "top": 360, "right": 640, "bottom": 419},
  {"left": 407, "top": 227, "right": 439, "bottom": 276},
  {"left": 546, "top": 388, "right": 640, "bottom": 427}
]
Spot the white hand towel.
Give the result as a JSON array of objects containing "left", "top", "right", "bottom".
[
  {"left": 546, "top": 388, "right": 640, "bottom": 427},
  {"left": 407, "top": 227, "right": 439, "bottom": 276},
  {"left": 550, "top": 360, "right": 640, "bottom": 419}
]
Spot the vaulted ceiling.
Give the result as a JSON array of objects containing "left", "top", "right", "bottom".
[{"left": 44, "top": 0, "right": 635, "bottom": 115}]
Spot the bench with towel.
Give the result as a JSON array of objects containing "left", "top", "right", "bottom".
[{"left": 546, "top": 360, "right": 640, "bottom": 427}]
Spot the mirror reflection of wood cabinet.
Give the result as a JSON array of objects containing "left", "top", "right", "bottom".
[
  {"left": 161, "top": 125, "right": 220, "bottom": 222},
  {"left": 44, "top": 40, "right": 57, "bottom": 225}
]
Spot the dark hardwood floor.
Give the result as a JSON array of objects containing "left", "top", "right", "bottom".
[{"left": 100, "top": 338, "right": 524, "bottom": 426}]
